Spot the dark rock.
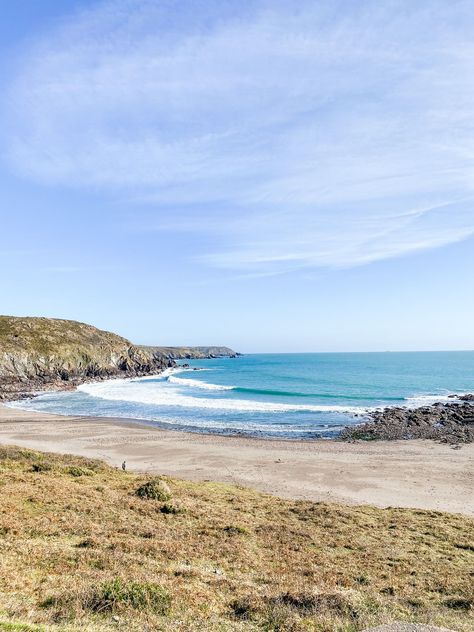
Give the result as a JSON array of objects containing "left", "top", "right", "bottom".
[
  {"left": 448, "top": 393, "right": 474, "bottom": 401},
  {"left": 341, "top": 398, "right": 474, "bottom": 444},
  {"left": 458, "top": 393, "right": 474, "bottom": 402}
]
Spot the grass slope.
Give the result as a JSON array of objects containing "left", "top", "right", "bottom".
[
  {"left": 0, "top": 316, "right": 171, "bottom": 398},
  {"left": 0, "top": 447, "right": 472, "bottom": 631},
  {"left": 0, "top": 316, "right": 132, "bottom": 358}
]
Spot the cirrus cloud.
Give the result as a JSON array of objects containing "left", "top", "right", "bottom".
[{"left": 4, "top": 0, "right": 474, "bottom": 273}]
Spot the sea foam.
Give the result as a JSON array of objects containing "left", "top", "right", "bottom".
[
  {"left": 77, "top": 379, "right": 365, "bottom": 414},
  {"left": 403, "top": 393, "right": 457, "bottom": 406},
  {"left": 168, "top": 375, "right": 233, "bottom": 391}
]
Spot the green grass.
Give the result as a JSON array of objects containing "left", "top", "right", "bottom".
[
  {"left": 85, "top": 579, "right": 171, "bottom": 614},
  {"left": 0, "top": 445, "right": 472, "bottom": 631},
  {"left": 65, "top": 466, "right": 95, "bottom": 477},
  {"left": 0, "top": 623, "right": 46, "bottom": 632}
]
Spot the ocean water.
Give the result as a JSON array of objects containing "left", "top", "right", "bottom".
[{"left": 8, "top": 352, "right": 474, "bottom": 439}]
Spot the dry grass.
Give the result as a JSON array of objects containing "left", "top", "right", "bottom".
[{"left": 0, "top": 446, "right": 472, "bottom": 631}]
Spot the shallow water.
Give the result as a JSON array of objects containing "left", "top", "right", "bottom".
[{"left": 8, "top": 351, "right": 474, "bottom": 439}]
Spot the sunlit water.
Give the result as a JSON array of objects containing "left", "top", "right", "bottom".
[{"left": 8, "top": 352, "right": 474, "bottom": 439}]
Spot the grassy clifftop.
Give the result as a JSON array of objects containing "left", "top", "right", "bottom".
[
  {"left": 0, "top": 316, "right": 133, "bottom": 358},
  {"left": 0, "top": 316, "right": 172, "bottom": 399},
  {"left": 0, "top": 446, "right": 472, "bottom": 631}
]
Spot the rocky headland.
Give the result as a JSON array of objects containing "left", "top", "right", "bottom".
[
  {"left": 0, "top": 315, "right": 178, "bottom": 401},
  {"left": 138, "top": 345, "right": 240, "bottom": 360},
  {"left": 342, "top": 398, "right": 474, "bottom": 444},
  {"left": 0, "top": 316, "right": 240, "bottom": 402}
]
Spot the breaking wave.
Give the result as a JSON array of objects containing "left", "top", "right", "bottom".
[
  {"left": 8, "top": 352, "right": 474, "bottom": 440},
  {"left": 168, "top": 375, "right": 233, "bottom": 391},
  {"left": 403, "top": 393, "right": 460, "bottom": 406},
  {"left": 77, "top": 380, "right": 366, "bottom": 414}
]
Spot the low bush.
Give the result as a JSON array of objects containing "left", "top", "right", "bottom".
[
  {"left": 135, "top": 478, "right": 171, "bottom": 501},
  {"left": 31, "top": 462, "right": 52, "bottom": 473},
  {"left": 160, "top": 502, "right": 184, "bottom": 515},
  {"left": 271, "top": 591, "right": 358, "bottom": 618},
  {"left": 65, "top": 466, "right": 94, "bottom": 477},
  {"left": 224, "top": 525, "right": 248, "bottom": 535},
  {"left": 86, "top": 579, "right": 171, "bottom": 615},
  {"left": 444, "top": 598, "right": 472, "bottom": 611}
]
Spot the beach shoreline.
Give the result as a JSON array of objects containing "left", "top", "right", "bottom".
[{"left": 1, "top": 404, "right": 472, "bottom": 516}]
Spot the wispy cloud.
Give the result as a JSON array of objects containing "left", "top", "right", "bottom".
[
  {"left": 4, "top": 0, "right": 474, "bottom": 273},
  {"left": 43, "top": 265, "right": 121, "bottom": 274}
]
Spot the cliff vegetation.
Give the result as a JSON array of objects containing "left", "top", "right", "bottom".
[{"left": 0, "top": 316, "right": 173, "bottom": 400}]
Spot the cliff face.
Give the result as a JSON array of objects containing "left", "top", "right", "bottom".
[
  {"left": 0, "top": 316, "right": 174, "bottom": 400},
  {"left": 138, "top": 345, "right": 239, "bottom": 359}
]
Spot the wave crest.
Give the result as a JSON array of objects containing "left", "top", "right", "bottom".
[
  {"left": 168, "top": 375, "right": 233, "bottom": 391},
  {"left": 404, "top": 393, "right": 456, "bottom": 406},
  {"left": 78, "top": 380, "right": 365, "bottom": 414}
]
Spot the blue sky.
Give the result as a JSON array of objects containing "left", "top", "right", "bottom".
[{"left": 1, "top": 0, "right": 474, "bottom": 352}]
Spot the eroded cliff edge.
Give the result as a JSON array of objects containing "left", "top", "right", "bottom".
[{"left": 0, "top": 315, "right": 175, "bottom": 401}]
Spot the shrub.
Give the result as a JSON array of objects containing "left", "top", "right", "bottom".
[
  {"left": 270, "top": 591, "right": 358, "bottom": 618},
  {"left": 444, "top": 598, "right": 472, "bottom": 611},
  {"left": 65, "top": 466, "right": 94, "bottom": 477},
  {"left": 76, "top": 537, "right": 98, "bottom": 549},
  {"left": 19, "top": 449, "right": 42, "bottom": 461},
  {"left": 160, "top": 502, "right": 185, "bottom": 515},
  {"left": 454, "top": 542, "right": 474, "bottom": 552},
  {"left": 135, "top": 478, "right": 171, "bottom": 501},
  {"left": 31, "top": 462, "right": 52, "bottom": 473},
  {"left": 230, "top": 597, "right": 258, "bottom": 620},
  {"left": 224, "top": 525, "right": 248, "bottom": 535},
  {"left": 86, "top": 579, "right": 171, "bottom": 615}
]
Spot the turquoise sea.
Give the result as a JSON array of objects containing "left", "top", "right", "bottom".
[{"left": 9, "top": 352, "right": 474, "bottom": 439}]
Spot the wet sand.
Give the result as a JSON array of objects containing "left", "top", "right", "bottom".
[{"left": 0, "top": 404, "right": 472, "bottom": 515}]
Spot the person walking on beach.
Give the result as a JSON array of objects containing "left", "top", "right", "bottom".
[{"left": 121, "top": 461, "right": 126, "bottom": 471}]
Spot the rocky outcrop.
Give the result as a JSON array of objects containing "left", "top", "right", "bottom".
[
  {"left": 0, "top": 316, "right": 174, "bottom": 401},
  {"left": 138, "top": 345, "right": 240, "bottom": 360},
  {"left": 449, "top": 393, "right": 474, "bottom": 402},
  {"left": 341, "top": 399, "right": 474, "bottom": 444}
]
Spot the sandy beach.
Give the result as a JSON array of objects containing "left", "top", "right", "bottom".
[{"left": 1, "top": 404, "right": 472, "bottom": 516}]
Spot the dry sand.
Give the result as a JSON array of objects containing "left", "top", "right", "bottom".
[{"left": 0, "top": 404, "right": 472, "bottom": 516}]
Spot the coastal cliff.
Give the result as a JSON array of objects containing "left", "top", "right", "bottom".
[
  {"left": 138, "top": 345, "right": 239, "bottom": 359},
  {"left": 0, "top": 316, "right": 174, "bottom": 401}
]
